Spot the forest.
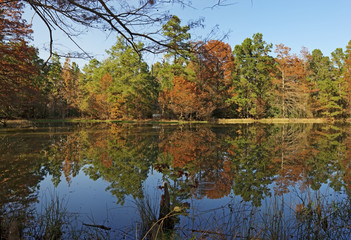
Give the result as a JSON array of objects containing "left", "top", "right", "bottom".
[{"left": 2, "top": 1, "right": 351, "bottom": 123}]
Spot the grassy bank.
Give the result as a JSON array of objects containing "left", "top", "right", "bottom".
[
  {"left": 0, "top": 118, "right": 207, "bottom": 128},
  {"left": 31, "top": 118, "right": 207, "bottom": 124},
  {"left": 217, "top": 118, "right": 332, "bottom": 124}
]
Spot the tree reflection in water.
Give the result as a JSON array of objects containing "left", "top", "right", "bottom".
[{"left": 1, "top": 122, "right": 351, "bottom": 238}]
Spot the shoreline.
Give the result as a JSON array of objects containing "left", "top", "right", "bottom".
[
  {"left": 216, "top": 118, "right": 333, "bottom": 124},
  {"left": 0, "top": 117, "right": 346, "bottom": 128}
]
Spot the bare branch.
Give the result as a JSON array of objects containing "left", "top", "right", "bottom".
[
  {"left": 205, "top": 0, "right": 238, "bottom": 10},
  {"left": 28, "top": 2, "right": 53, "bottom": 65},
  {"left": 2, "top": 0, "right": 231, "bottom": 60}
]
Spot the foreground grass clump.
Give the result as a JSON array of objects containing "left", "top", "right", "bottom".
[{"left": 0, "top": 194, "right": 112, "bottom": 240}]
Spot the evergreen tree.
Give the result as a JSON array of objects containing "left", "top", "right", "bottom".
[
  {"left": 331, "top": 48, "right": 347, "bottom": 116},
  {"left": 80, "top": 37, "right": 158, "bottom": 119},
  {"left": 79, "top": 59, "right": 110, "bottom": 118},
  {"left": 162, "top": 15, "right": 191, "bottom": 65},
  {"left": 45, "top": 53, "right": 64, "bottom": 117},
  {"left": 105, "top": 37, "right": 158, "bottom": 119},
  {"left": 233, "top": 33, "right": 274, "bottom": 118},
  {"left": 308, "top": 49, "right": 342, "bottom": 118}
]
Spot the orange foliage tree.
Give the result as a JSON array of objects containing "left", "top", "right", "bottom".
[
  {"left": 273, "top": 44, "right": 311, "bottom": 117},
  {"left": 61, "top": 57, "right": 81, "bottom": 117},
  {"left": 192, "top": 40, "right": 235, "bottom": 117},
  {"left": 343, "top": 42, "right": 351, "bottom": 116},
  {"left": 91, "top": 73, "right": 113, "bottom": 119},
  {"left": 160, "top": 76, "right": 214, "bottom": 120},
  {"left": 0, "top": 0, "right": 39, "bottom": 119}
]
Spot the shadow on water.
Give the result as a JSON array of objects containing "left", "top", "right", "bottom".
[{"left": 1, "top": 122, "right": 351, "bottom": 239}]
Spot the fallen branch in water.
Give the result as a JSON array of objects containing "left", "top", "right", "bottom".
[{"left": 82, "top": 223, "right": 111, "bottom": 230}]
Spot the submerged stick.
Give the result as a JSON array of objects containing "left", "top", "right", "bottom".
[{"left": 83, "top": 223, "right": 111, "bottom": 230}]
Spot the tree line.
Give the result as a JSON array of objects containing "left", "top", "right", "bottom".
[{"left": 2, "top": 2, "right": 351, "bottom": 121}]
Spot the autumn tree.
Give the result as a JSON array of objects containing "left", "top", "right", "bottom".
[
  {"left": 158, "top": 39, "right": 235, "bottom": 120},
  {"left": 87, "top": 73, "right": 113, "bottom": 119},
  {"left": 342, "top": 41, "right": 351, "bottom": 116},
  {"left": 192, "top": 40, "right": 235, "bottom": 117},
  {"left": 272, "top": 44, "right": 310, "bottom": 118},
  {"left": 233, "top": 33, "right": 274, "bottom": 118},
  {"left": 0, "top": 0, "right": 40, "bottom": 121},
  {"left": 61, "top": 57, "right": 81, "bottom": 117},
  {"left": 160, "top": 76, "right": 214, "bottom": 120}
]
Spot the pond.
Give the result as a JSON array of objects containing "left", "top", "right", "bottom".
[{"left": 1, "top": 122, "right": 351, "bottom": 239}]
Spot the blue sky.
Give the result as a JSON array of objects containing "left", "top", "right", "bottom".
[{"left": 27, "top": 0, "right": 351, "bottom": 67}]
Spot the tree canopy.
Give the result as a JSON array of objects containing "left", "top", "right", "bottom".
[{"left": 2, "top": 0, "right": 351, "bottom": 123}]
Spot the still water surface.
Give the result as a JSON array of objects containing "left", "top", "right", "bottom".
[{"left": 1, "top": 122, "right": 351, "bottom": 239}]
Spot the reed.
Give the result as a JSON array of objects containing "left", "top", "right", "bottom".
[{"left": 2, "top": 189, "right": 351, "bottom": 239}]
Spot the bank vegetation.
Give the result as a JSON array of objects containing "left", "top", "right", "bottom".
[{"left": 2, "top": 2, "right": 351, "bottom": 127}]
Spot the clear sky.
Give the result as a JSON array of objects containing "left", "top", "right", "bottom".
[{"left": 26, "top": 0, "right": 351, "bottom": 67}]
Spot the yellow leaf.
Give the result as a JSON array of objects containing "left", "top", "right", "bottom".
[{"left": 173, "top": 206, "right": 182, "bottom": 212}]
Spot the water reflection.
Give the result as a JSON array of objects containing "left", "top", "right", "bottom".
[
  {"left": 1, "top": 123, "right": 351, "bottom": 238},
  {"left": 0, "top": 130, "right": 54, "bottom": 238}
]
